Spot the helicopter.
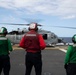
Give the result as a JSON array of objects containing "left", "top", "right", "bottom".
[{"left": 0, "top": 23, "right": 65, "bottom": 46}]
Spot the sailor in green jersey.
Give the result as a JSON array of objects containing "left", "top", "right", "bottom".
[
  {"left": 64, "top": 34, "right": 76, "bottom": 75},
  {"left": 0, "top": 27, "right": 13, "bottom": 75}
]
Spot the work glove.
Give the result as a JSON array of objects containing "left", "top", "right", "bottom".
[{"left": 64, "top": 64, "right": 68, "bottom": 69}]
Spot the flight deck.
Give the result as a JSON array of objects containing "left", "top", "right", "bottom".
[{"left": 1, "top": 45, "right": 67, "bottom": 75}]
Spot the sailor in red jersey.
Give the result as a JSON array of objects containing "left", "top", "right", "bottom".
[{"left": 19, "top": 22, "right": 46, "bottom": 75}]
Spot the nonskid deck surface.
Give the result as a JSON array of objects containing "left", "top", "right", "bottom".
[
  {"left": 1, "top": 45, "right": 66, "bottom": 75},
  {"left": 2, "top": 44, "right": 66, "bottom": 75}
]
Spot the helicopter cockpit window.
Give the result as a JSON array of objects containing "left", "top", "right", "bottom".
[
  {"left": 51, "top": 33, "right": 57, "bottom": 39},
  {"left": 51, "top": 33, "right": 55, "bottom": 39},
  {"left": 53, "top": 35, "right": 57, "bottom": 38},
  {"left": 42, "top": 34, "right": 47, "bottom": 40}
]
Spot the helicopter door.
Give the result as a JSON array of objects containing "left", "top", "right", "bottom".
[
  {"left": 42, "top": 33, "right": 57, "bottom": 46},
  {"left": 42, "top": 33, "right": 52, "bottom": 46},
  {"left": 43, "top": 34, "right": 47, "bottom": 40}
]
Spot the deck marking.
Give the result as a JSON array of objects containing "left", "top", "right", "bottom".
[{"left": 59, "top": 49, "right": 67, "bottom": 53}]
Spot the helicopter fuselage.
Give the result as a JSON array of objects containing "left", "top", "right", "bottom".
[{"left": 6, "top": 30, "right": 59, "bottom": 46}]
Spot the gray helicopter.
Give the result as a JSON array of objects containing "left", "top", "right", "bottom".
[{"left": 0, "top": 23, "right": 65, "bottom": 46}]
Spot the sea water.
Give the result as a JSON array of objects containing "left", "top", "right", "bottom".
[{"left": 60, "top": 37, "right": 72, "bottom": 43}]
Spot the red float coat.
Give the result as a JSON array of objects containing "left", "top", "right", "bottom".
[{"left": 19, "top": 30, "right": 46, "bottom": 53}]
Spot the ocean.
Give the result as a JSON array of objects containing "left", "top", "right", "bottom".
[{"left": 59, "top": 37, "right": 72, "bottom": 43}]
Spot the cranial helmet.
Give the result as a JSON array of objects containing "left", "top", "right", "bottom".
[
  {"left": 0, "top": 27, "right": 8, "bottom": 34},
  {"left": 28, "top": 22, "right": 38, "bottom": 31},
  {"left": 72, "top": 34, "right": 76, "bottom": 43}
]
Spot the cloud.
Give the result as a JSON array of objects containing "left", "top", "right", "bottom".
[
  {"left": 62, "top": 15, "right": 76, "bottom": 19},
  {"left": 1, "top": 15, "right": 17, "bottom": 22},
  {"left": 0, "top": 0, "right": 76, "bottom": 19}
]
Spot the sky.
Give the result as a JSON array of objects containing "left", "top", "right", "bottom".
[{"left": 0, "top": 0, "right": 76, "bottom": 37}]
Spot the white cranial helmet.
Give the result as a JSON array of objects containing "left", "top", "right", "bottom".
[
  {"left": 29, "top": 23, "right": 38, "bottom": 31},
  {"left": 29, "top": 23, "right": 37, "bottom": 29}
]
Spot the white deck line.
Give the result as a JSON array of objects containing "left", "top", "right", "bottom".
[{"left": 59, "top": 48, "right": 67, "bottom": 53}]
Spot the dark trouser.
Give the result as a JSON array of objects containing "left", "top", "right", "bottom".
[
  {"left": 66, "top": 63, "right": 76, "bottom": 75},
  {"left": 25, "top": 52, "right": 42, "bottom": 75},
  {"left": 0, "top": 55, "right": 10, "bottom": 75}
]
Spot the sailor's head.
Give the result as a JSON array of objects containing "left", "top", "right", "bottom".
[
  {"left": 72, "top": 34, "right": 76, "bottom": 43},
  {"left": 28, "top": 22, "right": 38, "bottom": 31},
  {"left": 0, "top": 27, "right": 8, "bottom": 36}
]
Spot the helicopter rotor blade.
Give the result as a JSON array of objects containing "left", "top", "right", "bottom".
[
  {"left": 51, "top": 26, "right": 76, "bottom": 29},
  {"left": 0, "top": 23, "right": 42, "bottom": 26},
  {"left": 0, "top": 23, "right": 29, "bottom": 26}
]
